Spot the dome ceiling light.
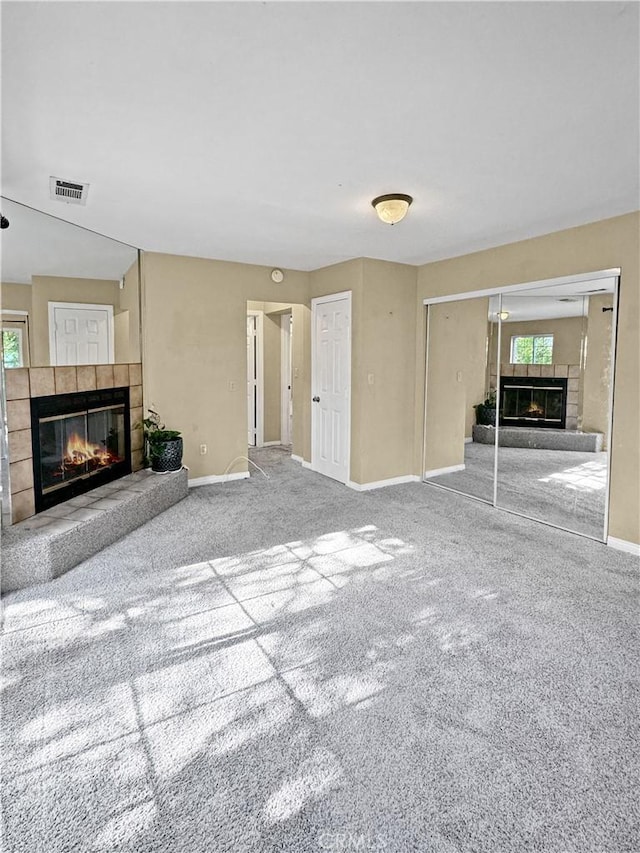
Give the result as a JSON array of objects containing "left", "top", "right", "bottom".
[{"left": 371, "top": 193, "right": 413, "bottom": 225}]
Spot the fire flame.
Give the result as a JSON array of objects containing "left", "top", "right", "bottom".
[{"left": 63, "top": 432, "right": 115, "bottom": 469}]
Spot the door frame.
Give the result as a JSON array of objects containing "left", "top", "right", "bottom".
[
  {"left": 280, "top": 312, "right": 292, "bottom": 445},
  {"left": 48, "top": 301, "right": 114, "bottom": 366},
  {"left": 311, "top": 290, "right": 352, "bottom": 483},
  {"left": 247, "top": 309, "right": 264, "bottom": 447}
]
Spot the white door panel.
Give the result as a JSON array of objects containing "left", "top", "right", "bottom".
[
  {"left": 312, "top": 294, "right": 351, "bottom": 483},
  {"left": 49, "top": 303, "right": 113, "bottom": 365}
]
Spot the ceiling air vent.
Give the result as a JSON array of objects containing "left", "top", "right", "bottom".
[{"left": 49, "top": 176, "right": 89, "bottom": 205}]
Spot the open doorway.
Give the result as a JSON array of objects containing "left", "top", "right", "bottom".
[{"left": 246, "top": 301, "right": 300, "bottom": 454}]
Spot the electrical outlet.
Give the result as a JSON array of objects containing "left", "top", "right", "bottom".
[{"left": 199, "top": 444, "right": 207, "bottom": 455}]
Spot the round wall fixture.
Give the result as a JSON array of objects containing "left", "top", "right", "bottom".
[{"left": 271, "top": 268, "right": 284, "bottom": 283}]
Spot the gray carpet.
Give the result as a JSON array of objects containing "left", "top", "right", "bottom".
[
  {"left": 2, "top": 446, "right": 638, "bottom": 853},
  {"left": 427, "top": 443, "right": 607, "bottom": 539}
]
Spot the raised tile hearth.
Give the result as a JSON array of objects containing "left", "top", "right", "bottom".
[
  {"left": 1, "top": 467, "right": 188, "bottom": 594},
  {"left": 472, "top": 424, "right": 603, "bottom": 452}
]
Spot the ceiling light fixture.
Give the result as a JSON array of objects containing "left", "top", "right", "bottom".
[
  {"left": 371, "top": 193, "right": 413, "bottom": 225},
  {"left": 497, "top": 311, "right": 510, "bottom": 321}
]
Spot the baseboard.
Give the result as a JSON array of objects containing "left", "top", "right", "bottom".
[
  {"left": 260, "top": 441, "right": 281, "bottom": 447},
  {"left": 607, "top": 536, "right": 640, "bottom": 558},
  {"left": 464, "top": 437, "right": 472, "bottom": 444},
  {"left": 347, "top": 474, "right": 421, "bottom": 492},
  {"left": 188, "top": 471, "right": 250, "bottom": 488},
  {"left": 424, "top": 464, "right": 465, "bottom": 478},
  {"left": 291, "top": 454, "right": 313, "bottom": 469}
]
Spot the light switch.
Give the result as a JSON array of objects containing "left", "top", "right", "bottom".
[
  {"left": 228, "top": 380, "right": 237, "bottom": 392},
  {"left": 368, "top": 373, "right": 375, "bottom": 385},
  {"left": 456, "top": 371, "right": 463, "bottom": 382}
]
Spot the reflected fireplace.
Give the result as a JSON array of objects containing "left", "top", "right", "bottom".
[
  {"left": 500, "top": 376, "right": 567, "bottom": 429},
  {"left": 31, "top": 387, "right": 131, "bottom": 512}
]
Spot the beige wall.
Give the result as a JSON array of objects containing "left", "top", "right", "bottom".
[
  {"left": 141, "top": 253, "right": 309, "bottom": 479},
  {"left": 117, "top": 258, "right": 141, "bottom": 363},
  {"left": 31, "top": 275, "right": 120, "bottom": 365},
  {"left": 494, "top": 316, "right": 584, "bottom": 366},
  {"left": 307, "top": 258, "right": 417, "bottom": 484},
  {"left": 1, "top": 282, "right": 33, "bottom": 314},
  {"left": 416, "top": 211, "right": 640, "bottom": 545},
  {"left": 424, "top": 298, "right": 488, "bottom": 472},
  {"left": 582, "top": 294, "right": 614, "bottom": 444},
  {"left": 357, "top": 259, "right": 418, "bottom": 483}
]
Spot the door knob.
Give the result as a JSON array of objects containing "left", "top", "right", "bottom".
[{"left": 313, "top": 396, "right": 320, "bottom": 403}]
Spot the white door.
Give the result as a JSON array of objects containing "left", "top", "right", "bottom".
[
  {"left": 311, "top": 292, "right": 351, "bottom": 483},
  {"left": 247, "top": 315, "right": 257, "bottom": 446},
  {"left": 49, "top": 302, "right": 113, "bottom": 365},
  {"left": 281, "top": 313, "right": 293, "bottom": 445}
]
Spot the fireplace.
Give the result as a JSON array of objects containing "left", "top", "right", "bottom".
[
  {"left": 31, "top": 387, "right": 131, "bottom": 512},
  {"left": 500, "top": 376, "right": 568, "bottom": 429}
]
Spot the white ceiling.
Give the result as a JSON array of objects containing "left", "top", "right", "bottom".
[{"left": 1, "top": 1, "right": 638, "bottom": 273}]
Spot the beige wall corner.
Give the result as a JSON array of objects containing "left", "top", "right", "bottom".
[
  {"left": 356, "top": 259, "right": 418, "bottom": 484},
  {"left": 141, "top": 252, "right": 310, "bottom": 480}
]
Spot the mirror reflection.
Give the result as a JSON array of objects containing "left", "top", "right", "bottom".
[
  {"left": 1, "top": 197, "right": 140, "bottom": 367},
  {"left": 424, "top": 296, "right": 495, "bottom": 503},
  {"left": 423, "top": 275, "right": 616, "bottom": 542},
  {"left": 495, "top": 281, "right": 615, "bottom": 540}
]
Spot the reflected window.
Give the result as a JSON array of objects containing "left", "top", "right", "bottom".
[
  {"left": 2, "top": 327, "right": 24, "bottom": 368},
  {"left": 510, "top": 334, "right": 553, "bottom": 364}
]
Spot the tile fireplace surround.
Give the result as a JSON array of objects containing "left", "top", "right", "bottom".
[{"left": 5, "top": 364, "right": 144, "bottom": 525}]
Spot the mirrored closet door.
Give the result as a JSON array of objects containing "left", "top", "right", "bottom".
[
  {"left": 423, "top": 273, "right": 618, "bottom": 543},
  {"left": 423, "top": 296, "right": 496, "bottom": 504}
]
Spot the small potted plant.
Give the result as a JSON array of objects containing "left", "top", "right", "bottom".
[
  {"left": 474, "top": 390, "right": 497, "bottom": 426},
  {"left": 140, "top": 409, "right": 183, "bottom": 472}
]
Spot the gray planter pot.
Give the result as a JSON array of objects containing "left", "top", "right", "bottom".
[
  {"left": 150, "top": 437, "right": 183, "bottom": 472},
  {"left": 475, "top": 405, "right": 497, "bottom": 426}
]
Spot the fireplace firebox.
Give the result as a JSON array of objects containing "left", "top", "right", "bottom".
[
  {"left": 500, "top": 376, "right": 568, "bottom": 429},
  {"left": 31, "top": 387, "right": 131, "bottom": 512}
]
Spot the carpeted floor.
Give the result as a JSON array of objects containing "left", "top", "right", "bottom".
[
  {"left": 426, "top": 443, "right": 607, "bottom": 539},
  {"left": 2, "top": 446, "right": 638, "bottom": 853}
]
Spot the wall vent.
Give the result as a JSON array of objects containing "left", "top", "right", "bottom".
[{"left": 49, "top": 177, "right": 89, "bottom": 205}]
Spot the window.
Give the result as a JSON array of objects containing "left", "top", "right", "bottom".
[
  {"left": 2, "top": 327, "right": 24, "bottom": 368},
  {"left": 510, "top": 334, "right": 553, "bottom": 365}
]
